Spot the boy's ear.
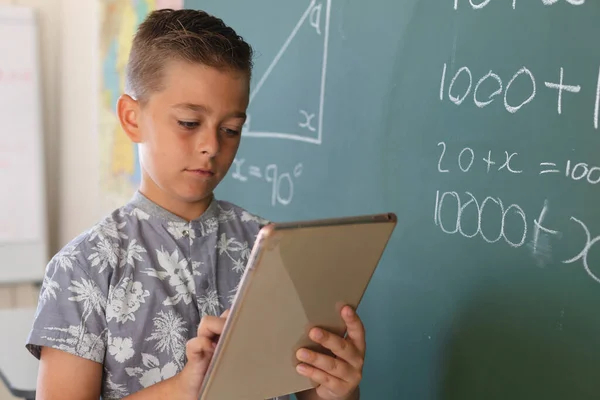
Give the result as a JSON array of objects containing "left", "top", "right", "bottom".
[{"left": 117, "top": 94, "right": 142, "bottom": 143}]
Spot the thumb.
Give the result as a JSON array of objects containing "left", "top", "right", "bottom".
[{"left": 220, "top": 309, "right": 231, "bottom": 318}]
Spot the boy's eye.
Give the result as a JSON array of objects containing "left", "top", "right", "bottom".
[
  {"left": 177, "top": 120, "right": 199, "bottom": 130},
  {"left": 221, "top": 127, "right": 241, "bottom": 137}
]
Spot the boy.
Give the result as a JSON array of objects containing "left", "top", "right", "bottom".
[{"left": 25, "top": 8, "right": 364, "bottom": 400}]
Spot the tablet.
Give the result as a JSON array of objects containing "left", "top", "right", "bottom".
[{"left": 198, "top": 212, "right": 397, "bottom": 400}]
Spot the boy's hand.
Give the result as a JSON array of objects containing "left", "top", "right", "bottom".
[
  {"left": 295, "top": 306, "right": 365, "bottom": 400},
  {"left": 175, "top": 309, "right": 230, "bottom": 399}
]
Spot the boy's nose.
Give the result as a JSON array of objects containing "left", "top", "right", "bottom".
[{"left": 197, "top": 129, "right": 220, "bottom": 157}]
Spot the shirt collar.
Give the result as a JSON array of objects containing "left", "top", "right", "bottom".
[{"left": 128, "top": 190, "right": 220, "bottom": 225}]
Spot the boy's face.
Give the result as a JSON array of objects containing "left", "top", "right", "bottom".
[{"left": 119, "top": 61, "right": 249, "bottom": 213}]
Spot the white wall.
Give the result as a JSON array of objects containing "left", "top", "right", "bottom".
[
  {"left": 58, "top": 0, "right": 104, "bottom": 250},
  {"left": 0, "top": 0, "right": 102, "bottom": 259}
]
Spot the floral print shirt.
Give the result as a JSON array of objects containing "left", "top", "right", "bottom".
[{"left": 25, "top": 191, "right": 290, "bottom": 400}]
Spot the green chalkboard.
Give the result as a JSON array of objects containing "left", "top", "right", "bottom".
[{"left": 186, "top": 1, "right": 600, "bottom": 398}]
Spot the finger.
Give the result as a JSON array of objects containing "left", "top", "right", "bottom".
[
  {"left": 295, "top": 362, "right": 351, "bottom": 398},
  {"left": 341, "top": 305, "right": 366, "bottom": 354},
  {"left": 220, "top": 309, "right": 231, "bottom": 318},
  {"left": 197, "top": 315, "right": 227, "bottom": 339},
  {"left": 296, "top": 348, "right": 358, "bottom": 383},
  {"left": 185, "top": 336, "right": 215, "bottom": 363},
  {"left": 309, "top": 328, "right": 363, "bottom": 370},
  {"left": 185, "top": 337, "right": 217, "bottom": 376}
]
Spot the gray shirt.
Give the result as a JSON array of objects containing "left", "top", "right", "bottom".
[{"left": 26, "top": 191, "right": 290, "bottom": 400}]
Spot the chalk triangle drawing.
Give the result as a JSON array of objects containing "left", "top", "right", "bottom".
[{"left": 242, "top": 0, "right": 330, "bottom": 145}]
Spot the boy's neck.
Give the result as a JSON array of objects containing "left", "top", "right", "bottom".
[{"left": 139, "top": 181, "right": 213, "bottom": 222}]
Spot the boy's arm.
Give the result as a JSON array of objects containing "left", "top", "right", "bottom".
[
  {"left": 37, "top": 347, "right": 179, "bottom": 400},
  {"left": 37, "top": 347, "right": 103, "bottom": 400},
  {"left": 37, "top": 312, "right": 228, "bottom": 400}
]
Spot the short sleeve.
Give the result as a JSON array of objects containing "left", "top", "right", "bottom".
[{"left": 26, "top": 242, "right": 108, "bottom": 364}]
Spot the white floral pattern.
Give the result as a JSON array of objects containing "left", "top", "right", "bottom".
[
  {"left": 217, "top": 233, "right": 252, "bottom": 274},
  {"left": 241, "top": 210, "right": 269, "bottom": 225},
  {"left": 143, "top": 248, "right": 195, "bottom": 306},
  {"left": 197, "top": 289, "right": 221, "bottom": 317},
  {"left": 119, "top": 239, "right": 147, "bottom": 268},
  {"left": 88, "top": 215, "right": 128, "bottom": 242},
  {"left": 41, "top": 325, "right": 106, "bottom": 363},
  {"left": 105, "top": 372, "right": 129, "bottom": 399},
  {"left": 109, "top": 336, "right": 135, "bottom": 363},
  {"left": 68, "top": 278, "right": 107, "bottom": 320},
  {"left": 52, "top": 244, "right": 80, "bottom": 272},
  {"left": 125, "top": 354, "right": 178, "bottom": 388},
  {"left": 200, "top": 217, "right": 219, "bottom": 236},
  {"left": 146, "top": 310, "right": 187, "bottom": 368},
  {"left": 88, "top": 238, "right": 120, "bottom": 273},
  {"left": 25, "top": 194, "right": 282, "bottom": 399},
  {"left": 107, "top": 277, "right": 150, "bottom": 324},
  {"left": 130, "top": 208, "right": 150, "bottom": 221},
  {"left": 218, "top": 205, "right": 237, "bottom": 222},
  {"left": 39, "top": 275, "right": 60, "bottom": 306}
]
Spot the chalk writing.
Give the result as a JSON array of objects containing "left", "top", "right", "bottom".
[
  {"left": 435, "top": 190, "right": 600, "bottom": 284},
  {"left": 453, "top": 0, "right": 584, "bottom": 10},
  {"left": 544, "top": 67, "right": 581, "bottom": 115},
  {"left": 563, "top": 217, "right": 600, "bottom": 283},
  {"left": 439, "top": 0, "right": 600, "bottom": 288},
  {"left": 299, "top": 110, "right": 317, "bottom": 132},
  {"left": 434, "top": 190, "right": 528, "bottom": 247},
  {"left": 440, "top": 64, "right": 536, "bottom": 114},
  {"left": 442, "top": 63, "right": 600, "bottom": 127},
  {"left": 565, "top": 160, "right": 600, "bottom": 184},
  {"left": 231, "top": 158, "right": 303, "bottom": 206},
  {"left": 530, "top": 200, "right": 560, "bottom": 259},
  {"left": 483, "top": 151, "right": 496, "bottom": 172},
  {"left": 309, "top": 2, "right": 323, "bottom": 35},
  {"left": 595, "top": 67, "right": 600, "bottom": 129},
  {"left": 231, "top": 158, "right": 248, "bottom": 182},
  {"left": 437, "top": 142, "right": 522, "bottom": 174},
  {"left": 437, "top": 142, "right": 449, "bottom": 173},
  {"left": 499, "top": 151, "right": 522, "bottom": 174},
  {"left": 437, "top": 145, "right": 600, "bottom": 182},
  {"left": 539, "top": 162, "right": 560, "bottom": 175},
  {"left": 542, "top": 0, "right": 585, "bottom": 5},
  {"left": 248, "top": 166, "right": 262, "bottom": 178},
  {"left": 538, "top": 159, "right": 600, "bottom": 184},
  {"left": 458, "top": 147, "right": 474, "bottom": 172}
]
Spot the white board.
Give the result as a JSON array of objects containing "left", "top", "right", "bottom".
[{"left": 0, "top": 5, "right": 48, "bottom": 283}]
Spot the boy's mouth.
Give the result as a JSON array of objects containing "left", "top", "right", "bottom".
[{"left": 185, "top": 168, "right": 215, "bottom": 177}]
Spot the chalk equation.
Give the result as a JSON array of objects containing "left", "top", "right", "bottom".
[
  {"left": 437, "top": 142, "right": 600, "bottom": 185},
  {"left": 453, "top": 0, "right": 585, "bottom": 11},
  {"left": 231, "top": 158, "right": 303, "bottom": 206},
  {"left": 437, "top": 142, "right": 522, "bottom": 174},
  {"left": 440, "top": 64, "right": 600, "bottom": 128},
  {"left": 434, "top": 190, "right": 600, "bottom": 284}
]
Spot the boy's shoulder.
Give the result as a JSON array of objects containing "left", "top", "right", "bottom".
[
  {"left": 46, "top": 201, "right": 141, "bottom": 273},
  {"left": 48, "top": 197, "right": 270, "bottom": 274}
]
